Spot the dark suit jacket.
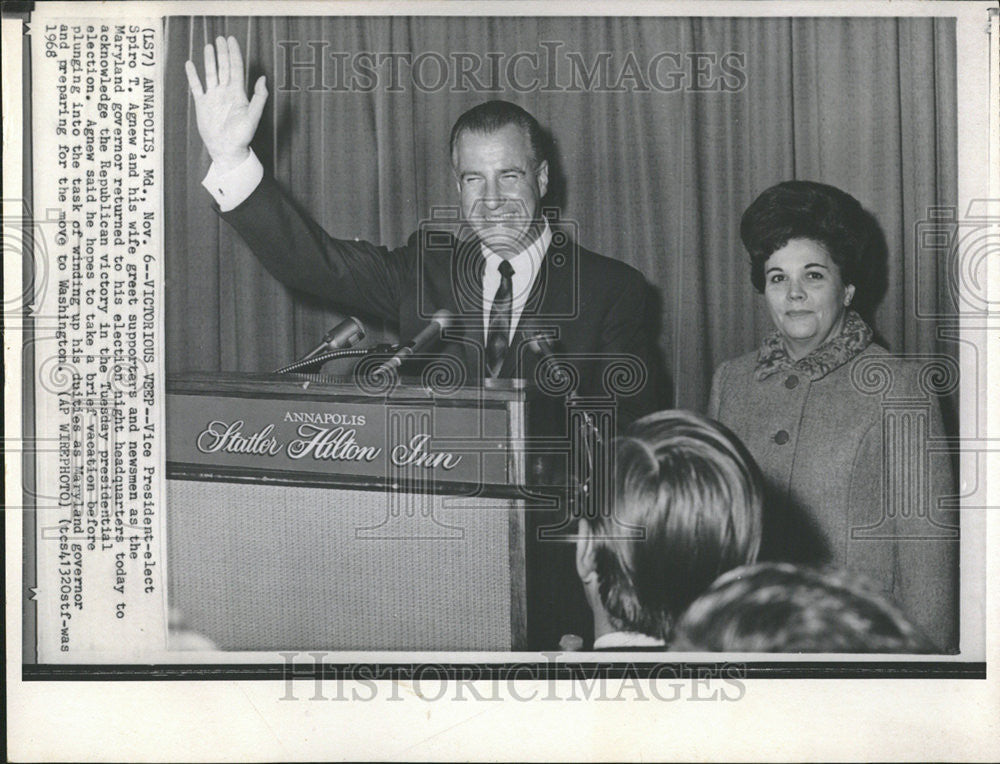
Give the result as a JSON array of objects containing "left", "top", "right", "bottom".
[
  {"left": 218, "top": 174, "right": 664, "bottom": 649},
  {"left": 220, "top": 174, "right": 661, "bottom": 424}
]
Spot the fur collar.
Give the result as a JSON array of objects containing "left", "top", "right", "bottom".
[{"left": 755, "top": 310, "right": 873, "bottom": 382}]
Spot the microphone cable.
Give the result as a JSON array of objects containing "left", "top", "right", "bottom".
[{"left": 274, "top": 346, "right": 394, "bottom": 375}]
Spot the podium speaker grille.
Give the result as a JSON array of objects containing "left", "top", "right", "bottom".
[{"left": 166, "top": 480, "right": 520, "bottom": 651}]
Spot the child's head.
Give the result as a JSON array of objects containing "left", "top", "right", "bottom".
[{"left": 577, "top": 410, "right": 763, "bottom": 640}]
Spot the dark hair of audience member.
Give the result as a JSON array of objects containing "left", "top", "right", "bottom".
[
  {"left": 589, "top": 410, "right": 764, "bottom": 641},
  {"left": 671, "top": 562, "right": 937, "bottom": 653}
]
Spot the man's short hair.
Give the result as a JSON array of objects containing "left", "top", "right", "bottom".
[
  {"left": 590, "top": 410, "right": 764, "bottom": 640},
  {"left": 449, "top": 100, "right": 548, "bottom": 166},
  {"left": 671, "top": 562, "right": 937, "bottom": 653}
]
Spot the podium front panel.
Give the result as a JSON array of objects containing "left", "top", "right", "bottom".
[{"left": 167, "top": 479, "right": 523, "bottom": 651}]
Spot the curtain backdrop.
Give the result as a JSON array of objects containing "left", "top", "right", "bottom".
[{"left": 164, "top": 16, "right": 957, "bottom": 412}]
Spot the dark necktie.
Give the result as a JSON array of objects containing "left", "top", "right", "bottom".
[{"left": 486, "top": 260, "right": 515, "bottom": 377}]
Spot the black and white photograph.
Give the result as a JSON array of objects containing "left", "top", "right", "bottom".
[{"left": 163, "top": 11, "right": 966, "bottom": 655}]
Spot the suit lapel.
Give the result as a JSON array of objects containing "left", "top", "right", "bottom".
[
  {"left": 499, "top": 233, "right": 573, "bottom": 379},
  {"left": 448, "top": 235, "right": 487, "bottom": 380}
]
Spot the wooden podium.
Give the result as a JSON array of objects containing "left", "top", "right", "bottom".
[{"left": 166, "top": 372, "right": 585, "bottom": 652}]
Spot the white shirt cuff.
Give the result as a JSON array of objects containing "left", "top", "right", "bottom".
[{"left": 201, "top": 150, "right": 264, "bottom": 212}]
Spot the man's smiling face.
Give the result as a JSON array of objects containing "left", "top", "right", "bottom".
[{"left": 452, "top": 123, "right": 549, "bottom": 256}]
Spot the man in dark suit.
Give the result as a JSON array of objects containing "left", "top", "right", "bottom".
[
  {"left": 186, "top": 36, "right": 659, "bottom": 416},
  {"left": 186, "top": 36, "right": 662, "bottom": 648}
]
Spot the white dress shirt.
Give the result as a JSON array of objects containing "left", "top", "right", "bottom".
[
  {"left": 481, "top": 220, "right": 551, "bottom": 344},
  {"left": 201, "top": 149, "right": 265, "bottom": 211},
  {"left": 202, "top": 151, "right": 552, "bottom": 344}
]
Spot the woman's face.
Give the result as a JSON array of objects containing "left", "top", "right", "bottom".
[{"left": 763, "top": 239, "right": 856, "bottom": 360}]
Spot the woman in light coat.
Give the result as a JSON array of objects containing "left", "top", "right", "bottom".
[{"left": 708, "top": 181, "right": 958, "bottom": 651}]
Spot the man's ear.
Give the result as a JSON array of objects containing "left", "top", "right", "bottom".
[
  {"left": 536, "top": 159, "right": 549, "bottom": 199},
  {"left": 575, "top": 518, "right": 598, "bottom": 583}
]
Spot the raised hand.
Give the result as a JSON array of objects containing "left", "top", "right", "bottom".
[{"left": 185, "top": 35, "right": 268, "bottom": 173}]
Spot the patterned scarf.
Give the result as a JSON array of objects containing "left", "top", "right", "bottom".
[{"left": 755, "top": 310, "right": 873, "bottom": 382}]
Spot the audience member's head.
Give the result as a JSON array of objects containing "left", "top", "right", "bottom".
[
  {"left": 577, "top": 410, "right": 763, "bottom": 645},
  {"left": 671, "top": 562, "right": 937, "bottom": 653}
]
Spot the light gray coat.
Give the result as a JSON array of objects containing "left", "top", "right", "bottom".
[{"left": 709, "top": 342, "right": 959, "bottom": 651}]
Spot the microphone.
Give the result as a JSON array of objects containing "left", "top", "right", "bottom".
[
  {"left": 525, "top": 332, "right": 557, "bottom": 359},
  {"left": 274, "top": 317, "right": 366, "bottom": 374},
  {"left": 302, "top": 317, "right": 366, "bottom": 360},
  {"left": 526, "top": 332, "right": 573, "bottom": 391},
  {"left": 375, "top": 310, "right": 452, "bottom": 376}
]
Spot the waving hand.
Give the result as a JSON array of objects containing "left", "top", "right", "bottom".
[{"left": 185, "top": 35, "right": 268, "bottom": 173}]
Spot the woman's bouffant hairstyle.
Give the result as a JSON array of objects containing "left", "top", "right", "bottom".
[
  {"left": 741, "top": 180, "right": 873, "bottom": 294},
  {"left": 590, "top": 411, "right": 764, "bottom": 641},
  {"left": 671, "top": 562, "right": 937, "bottom": 653}
]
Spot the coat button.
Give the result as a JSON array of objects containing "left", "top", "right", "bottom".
[
  {"left": 785, "top": 375, "right": 799, "bottom": 389},
  {"left": 774, "top": 430, "right": 790, "bottom": 445}
]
